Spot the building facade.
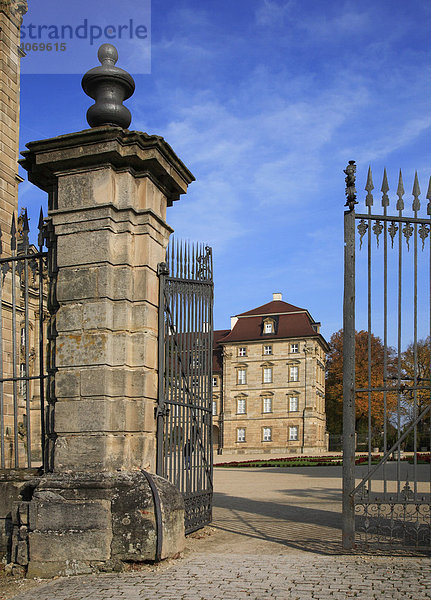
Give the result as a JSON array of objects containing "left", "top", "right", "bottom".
[
  {"left": 213, "top": 293, "right": 329, "bottom": 455},
  {"left": 0, "top": 0, "right": 27, "bottom": 250},
  {"left": 0, "top": 1, "right": 46, "bottom": 469}
]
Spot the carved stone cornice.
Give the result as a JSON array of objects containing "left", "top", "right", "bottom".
[{"left": 0, "top": 0, "right": 28, "bottom": 23}]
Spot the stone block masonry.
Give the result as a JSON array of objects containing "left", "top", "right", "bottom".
[
  {"left": 17, "top": 125, "right": 195, "bottom": 575},
  {"left": 20, "top": 126, "right": 194, "bottom": 475},
  {"left": 0, "top": 1, "right": 27, "bottom": 254},
  {"left": 10, "top": 471, "right": 184, "bottom": 578}
]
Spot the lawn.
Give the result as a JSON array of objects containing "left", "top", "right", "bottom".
[{"left": 215, "top": 453, "right": 431, "bottom": 468}]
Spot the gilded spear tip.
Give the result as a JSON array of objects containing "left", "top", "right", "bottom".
[
  {"left": 10, "top": 214, "right": 16, "bottom": 252},
  {"left": 396, "top": 169, "right": 405, "bottom": 212},
  {"left": 397, "top": 169, "right": 405, "bottom": 197},
  {"left": 427, "top": 176, "right": 431, "bottom": 216},
  {"left": 381, "top": 168, "right": 389, "bottom": 208},
  {"left": 412, "top": 171, "right": 421, "bottom": 213},
  {"left": 38, "top": 207, "right": 45, "bottom": 248},
  {"left": 365, "top": 166, "right": 374, "bottom": 208},
  {"left": 22, "top": 208, "right": 29, "bottom": 233}
]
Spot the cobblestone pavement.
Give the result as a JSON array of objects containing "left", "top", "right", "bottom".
[
  {"left": 11, "top": 553, "right": 431, "bottom": 600},
  {"left": 8, "top": 466, "right": 431, "bottom": 599}
]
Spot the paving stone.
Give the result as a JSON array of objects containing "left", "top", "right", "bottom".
[{"left": 10, "top": 553, "right": 431, "bottom": 600}]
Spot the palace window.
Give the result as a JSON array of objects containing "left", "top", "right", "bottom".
[
  {"left": 212, "top": 401, "right": 217, "bottom": 416},
  {"left": 264, "top": 321, "right": 273, "bottom": 334},
  {"left": 262, "top": 397, "right": 272, "bottom": 413},
  {"left": 263, "top": 367, "right": 273, "bottom": 383},
  {"left": 263, "top": 345, "right": 272, "bottom": 355},
  {"left": 289, "top": 396, "right": 299, "bottom": 412},
  {"left": 237, "top": 398, "right": 246, "bottom": 414},
  {"left": 238, "top": 347, "right": 247, "bottom": 357},
  {"left": 237, "top": 428, "right": 246, "bottom": 442},
  {"left": 212, "top": 376, "right": 218, "bottom": 387},
  {"left": 19, "top": 363, "right": 26, "bottom": 396},
  {"left": 290, "top": 343, "right": 299, "bottom": 353},
  {"left": 237, "top": 369, "right": 246, "bottom": 385},
  {"left": 289, "top": 426, "right": 298, "bottom": 441},
  {"left": 290, "top": 366, "right": 299, "bottom": 382},
  {"left": 263, "top": 427, "right": 272, "bottom": 442}
]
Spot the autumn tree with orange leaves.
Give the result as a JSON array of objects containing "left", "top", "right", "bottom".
[
  {"left": 400, "top": 337, "right": 431, "bottom": 449},
  {"left": 326, "top": 329, "right": 397, "bottom": 434}
]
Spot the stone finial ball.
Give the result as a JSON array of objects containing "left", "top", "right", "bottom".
[
  {"left": 82, "top": 43, "right": 135, "bottom": 129},
  {"left": 98, "top": 43, "right": 118, "bottom": 65}
]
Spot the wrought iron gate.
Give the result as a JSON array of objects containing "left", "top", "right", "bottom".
[
  {"left": 343, "top": 162, "right": 431, "bottom": 551},
  {"left": 0, "top": 209, "right": 52, "bottom": 471},
  {"left": 157, "top": 241, "right": 214, "bottom": 534}
]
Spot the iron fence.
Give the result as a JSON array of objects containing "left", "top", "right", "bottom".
[
  {"left": 157, "top": 240, "right": 214, "bottom": 533},
  {"left": 343, "top": 162, "right": 431, "bottom": 551},
  {"left": 0, "top": 210, "right": 49, "bottom": 470}
]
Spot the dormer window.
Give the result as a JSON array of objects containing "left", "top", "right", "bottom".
[{"left": 262, "top": 316, "right": 277, "bottom": 336}]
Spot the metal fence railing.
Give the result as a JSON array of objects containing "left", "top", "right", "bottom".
[{"left": 0, "top": 210, "right": 49, "bottom": 470}]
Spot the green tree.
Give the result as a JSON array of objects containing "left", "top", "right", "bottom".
[
  {"left": 401, "top": 337, "right": 431, "bottom": 450},
  {"left": 326, "top": 329, "right": 397, "bottom": 435}
]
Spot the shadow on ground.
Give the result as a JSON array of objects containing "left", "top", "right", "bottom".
[{"left": 212, "top": 491, "right": 343, "bottom": 555}]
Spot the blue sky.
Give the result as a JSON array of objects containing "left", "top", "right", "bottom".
[{"left": 18, "top": 0, "right": 431, "bottom": 344}]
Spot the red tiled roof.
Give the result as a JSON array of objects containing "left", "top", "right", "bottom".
[
  {"left": 220, "top": 312, "right": 319, "bottom": 343},
  {"left": 237, "top": 300, "right": 305, "bottom": 317},
  {"left": 214, "top": 329, "right": 230, "bottom": 344},
  {"left": 213, "top": 329, "right": 230, "bottom": 372}
]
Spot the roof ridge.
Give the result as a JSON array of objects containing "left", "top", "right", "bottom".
[
  {"left": 236, "top": 299, "right": 306, "bottom": 317},
  {"left": 239, "top": 309, "right": 307, "bottom": 318}
]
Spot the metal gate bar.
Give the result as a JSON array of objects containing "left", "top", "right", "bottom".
[
  {"left": 343, "top": 162, "right": 431, "bottom": 551},
  {"left": 0, "top": 209, "right": 48, "bottom": 470},
  {"left": 157, "top": 240, "right": 214, "bottom": 534}
]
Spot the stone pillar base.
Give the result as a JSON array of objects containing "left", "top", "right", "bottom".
[
  {"left": 0, "top": 469, "right": 42, "bottom": 558},
  {"left": 13, "top": 471, "right": 184, "bottom": 578}
]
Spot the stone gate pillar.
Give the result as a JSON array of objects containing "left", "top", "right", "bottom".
[
  {"left": 16, "top": 45, "right": 195, "bottom": 577},
  {"left": 22, "top": 125, "right": 194, "bottom": 473}
]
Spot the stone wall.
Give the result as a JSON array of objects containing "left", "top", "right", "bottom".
[
  {"left": 0, "top": 0, "right": 27, "bottom": 252},
  {"left": 9, "top": 471, "right": 184, "bottom": 578},
  {"left": 16, "top": 125, "right": 194, "bottom": 576}
]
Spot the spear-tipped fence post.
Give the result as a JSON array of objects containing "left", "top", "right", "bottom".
[{"left": 343, "top": 160, "right": 356, "bottom": 549}]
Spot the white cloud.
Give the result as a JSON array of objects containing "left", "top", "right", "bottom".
[
  {"left": 255, "top": 0, "right": 295, "bottom": 27},
  {"left": 352, "top": 116, "right": 431, "bottom": 164},
  {"left": 300, "top": 5, "right": 370, "bottom": 40},
  {"left": 133, "top": 50, "right": 373, "bottom": 254}
]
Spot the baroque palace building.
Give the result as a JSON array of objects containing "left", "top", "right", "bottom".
[{"left": 212, "top": 293, "right": 329, "bottom": 455}]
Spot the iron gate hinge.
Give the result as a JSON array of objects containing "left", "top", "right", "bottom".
[
  {"left": 155, "top": 405, "right": 170, "bottom": 419},
  {"left": 157, "top": 262, "right": 169, "bottom": 276}
]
